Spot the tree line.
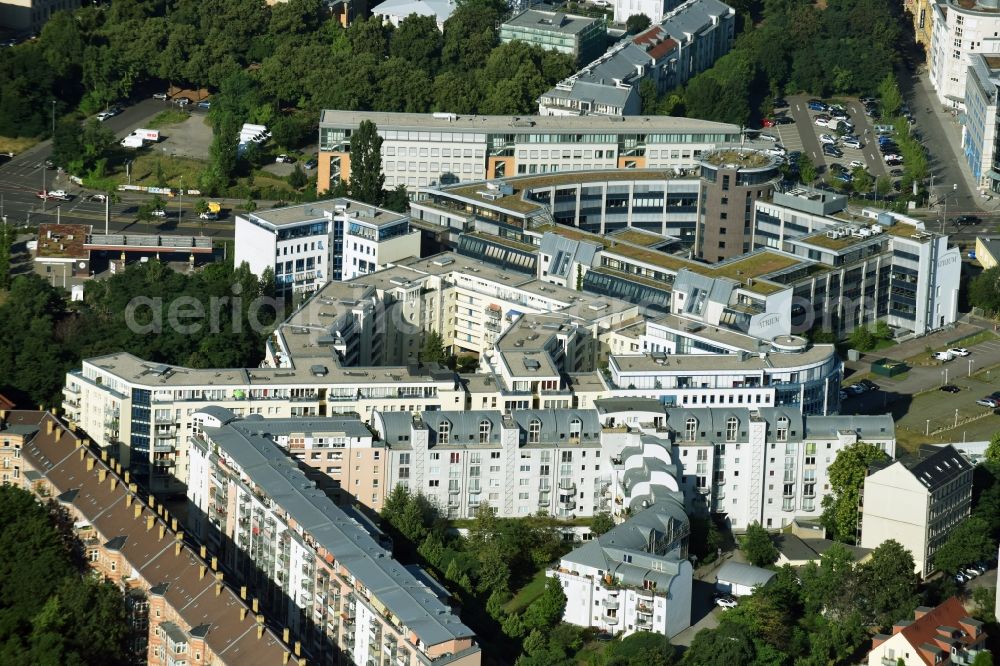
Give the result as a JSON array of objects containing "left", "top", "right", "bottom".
[
  {"left": 0, "top": 485, "right": 131, "bottom": 664},
  {"left": 0, "top": 260, "right": 279, "bottom": 409}
]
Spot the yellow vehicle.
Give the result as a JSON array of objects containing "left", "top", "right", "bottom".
[{"left": 207, "top": 201, "right": 222, "bottom": 214}]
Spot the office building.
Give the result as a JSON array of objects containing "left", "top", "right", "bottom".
[
  {"left": 7, "top": 410, "right": 298, "bottom": 666},
  {"left": 860, "top": 445, "right": 973, "bottom": 577},
  {"left": 613, "top": 0, "right": 684, "bottom": 24},
  {"left": 501, "top": 10, "right": 607, "bottom": 65},
  {"left": 186, "top": 407, "right": 481, "bottom": 666},
  {"left": 930, "top": 0, "right": 1000, "bottom": 110},
  {"left": 964, "top": 54, "right": 1000, "bottom": 193},
  {"left": 317, "top": 110, "right": 740, "bottom": 191},
  {"left": 370, "top": 0, "right": 455, "bottom": 30},
  {"left": 539, "top": 0, "right": 735, "bottom": 117},
  {"left": 868, "top": 598, "right": 986, "bottom": 666},
  {"left": 234, "top": 198, "right": 418, "bottom": 295}
]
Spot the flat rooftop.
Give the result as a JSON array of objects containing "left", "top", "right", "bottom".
[
  {"left": 320, "top": 110, "right": 740, "bottom": 135},
  {"left": 699, "top": 148, "right": 778, "bottom": 170},
  {"left": 611, "top": 343, "right": 837, "bottom": 373},
  {"left": 247, "top": 198, "right": 406, "bottom": 229},
  {"left": 653, "top": 313, "right": 771, "bottom": 353},
  {"left": 503, "top": 9, "right": 600, "bottom": 34},
  {"left": 36, "top": 223, "right": 90, "bottom": 259}
]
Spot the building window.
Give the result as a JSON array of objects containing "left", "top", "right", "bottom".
[
  {"left": 726, "top": 417, "right": 738, "bottom": 442},
  {"left": 528, "top": 419, "right": 541, "bottom": 444},
  {"left": 438, "top": 420, "right": 450, "bottom": 445},
  {"left": 776, "top": 417, "right": 789, "bottom": 442},
  {"left": 685, "top": 417, "right": 697, "bottom": 442},
  {"left": 569, "top": 418, "right": 582, "bottom": 438},
  {"left": 479, "top": 419, "right": 491, "bottom": 443}
]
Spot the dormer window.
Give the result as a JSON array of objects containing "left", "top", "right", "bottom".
[
  {"left": 570, "top": 418, "right": 582, "bottom": 438},
  {"left": 438, "top": 420, "right": 450, "bottom": 445},
  {"left": 726, "top": 416, "right": 738, "bottom": 442},
  {"left": 776, "top": 417, "right": 789, "bottom": 442},
  {"left": 479, "top": 419, "right": 491, "bottom": 444},
  {"left": 685, "top": 417, "right": 697, "bottom": 442},
  {"left": 528, "top": 419, "right": 541, "bottom": 444}
]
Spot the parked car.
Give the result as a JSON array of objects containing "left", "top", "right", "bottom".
[
  {"left": 176, "top": 97, "right": 191, "bottom": 106},
  {"left": 153, "top": 92, "right": 168, "bottom": 100},
  {"left": 199, "top": 211, "right": 218, "bottom": 220},
  {"left": 814, "top": 115, "right": 832, "bottom": 127},
  {"left": 96, "top": 110, "right": 115, "bottom": 121},
  {"left": 963, "top": 567, "right": 980, "bottom": 578},
  {"left": 88, "top": 193, "right": 107, "bottom": 202},
  {"left": 819, "top": 134, "right": 837, "bottom": 144},
  {"left": 151, "top": 209, "right": 167, "bottom": 217},
  {"left": 830, "top": 109, "right": 849, "bottom": 120},
  {"left": 976, "top": 397, "right": 1000, "bottom": 408},
  {"left": 955, "top": 572, "right": 967, "bottom": 584},
  {"left": 849, "top": 160, "right": 865, "bottom": 169},
  {"left": 773, "top": 97, "right": 788, "bottom": 108},
  {"left": 859, "top": 96, "right": 877, "bottom": 105},
  {"left": 304, "top": 158, "right": 318, "bottom": 170},
  {"left": 948, "top": 348, "right": 970, "bottom": 357},
  {"left": 762, "top": 118, "right": 776, "bottom": 128},
  {"left": 859, "top": 379, "right": 880, "bottom": 391},
  {"left": 940, "top": 385, "right": 961, "bottom": 393},
  {"left": 807, "top": 100, "right": 828, "bottom": 112},
  {"left": 823, "top": 144, "right": 843, "bottom": 158},
  {"left": 934, "top": 351, "right": 954, "bottom": 361},
  {"left": 759, "top": 133, "right": 779, "bottom": 142},
  {"left": 275, "top": 154, "right": 294, "bottom": 163},
  {"left": 842, "top": 138, "right": 862, "bottom": 149},
  {"left": 715, "top": 596, "right": 738, "bottom": 609},
  {"left": 833, "top": 172, "right": 852, "bottom": 184},
  {"left": 846, "top": 384, "right": 867, "bottom": 395}
]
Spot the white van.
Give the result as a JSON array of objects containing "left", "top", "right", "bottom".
[{"left": 933, "top": 351, "right": 954, "bottom": 362}]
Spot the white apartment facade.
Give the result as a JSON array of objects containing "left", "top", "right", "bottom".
[
  {"left": 930, "top": 0, "right": 1000, "bottom": 109},
  {"left": 234, "top": 198, "right": 418, "bottom": 295},
  {"left": 860, "top": 444, "right": 973, "bottom": 577}
]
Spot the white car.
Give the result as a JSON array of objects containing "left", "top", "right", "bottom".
[
  {"left": 47, "top": 189, "right": 71, "bottom": 200},
  {"left": 275, "top": 154, "right": 293, "bottom": 163},
  {"left": 849, "top": 160, "right": 865, "bottom": 169},
  {"left": 814, "top": 116, "right": 831, "bottom": 127},
  {"left": 96, "top": 111, "right": 114, "bottom": 121},
  {"left": 715, "top": 596, "right": 738, "bottom": 609},
  {"left": 89, "top": 193, "right": 107, "bottom": 202},
  {"left": 759, "top": 133, "right": 779, "bottom": 142},
  {"left": 948, "top": 348, "right": 970, "bottom": 357},
  {"left": 199, "top": 212, "right": 218, "bottom": 220},
  {"left": 153, "top": 92, "right": 168, "bottom": 100},
  {"left": 819, "top": 134, "right": 837, "bottom": 144},
  {"left": 151, "top": 209, "right": 166, "bottom": 217},
  {"left": 842, "top": 138, "right": 862, "bottom": 149}
]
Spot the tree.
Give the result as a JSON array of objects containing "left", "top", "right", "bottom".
[
  {"left": 740, "top": 522, "right": 778, "bottom": 567},
  {"left": 876, "top": 175, "right": 892, "bottom": 198},
  {"left": 797, "top": 151, "right": 817, "bottom": 184},
  {"left": 682, "top": 621, "right": 756, "bottom": 666},
  {"left": 383, "top": 184, "right": 409, "bottom": 213},
  {"left": 522, "top": 577, "right": 567, "bottom": 630},
  {"left": 986, "top": 431, "right": 1000, "bottom": 466},
  {"left": 194, "top": 199, "right": 209, "bottom": 215},
  {"left": 878, "top": 74, "right": 903, "bottom": 119},
  {"left": 390, "top": 14, "right": 442, "bottom": 72},
  {"left": 848, "top": 325, "right": 875, "bottom": 351},
  {"left": 0, "top": 221, "right": 12, "bottom": 291},
  {"left": 933, "top": 517, "right": 996, "bottom": 574},
  {"left": 969, "top": 267, "right": 1000, "bottom": 314},
  {"left": 608, "top": 632, "right": 676, "bottom": 664},
  {"left": 822, "top": 442, "right": 889, "bottom": 542},
  {"left": 288, "top": 164, "right": 307, "bottom": 189},
  {"left": 972, "top": 651, "right": 994, "bottom": 666},
  {"left": 348, "top": 119, "right": 384, "bottom": 205},
  {"left": 590, "top": 512, "right": 615, "bottom": 536},
  {"left": 421, "top": 330, "right": 449, "bottom": 365},
  {"left": 626, "top": 13, "right": 652, "bottom": 34},
  {"left": 852, "top": 167, "right": 873, "bottom": 194},
  {"left": 858, "top": 539, "right": 919, "bottom": 629}
]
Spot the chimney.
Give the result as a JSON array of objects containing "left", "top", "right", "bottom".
[
  {"left": 298, "top": 660, "right": 306, "bottom": 666},
  {"left": 256, "top": 615, "right": 265, "bottom": 639},
  {"left": 283, "top": 628, "right": 290, "bottom": 643},
  {"left": 110, "top": 476, "right": 118, "bottom": 491},
  {"left": 98, "top": 468, "right": 106, "bottom": 482},
  {"left": 54, "top": 426, "right": 62, "bottom": 441},
  {"left": 211, "top": 556, "right": 218, "bottom": 571},
  {"left": 200, "top": 545, "right": 207, "bottom": 559},
  {"left": 175, "top": 540, "right": 182, "bottom": 556},
  {"left": 200, "top": 565, "right": 207, "bottom": 580},
  {"left": 78, "top": 447, "right": 85, "bottom": 461},
  {"left": 124, "top": 471, "right": 130, "bottom": 484},
  {"left": 158, "top": 524, "right": 166, "bottom": 540},
  {"left": 252, "top": 598, "right": 259, "bottom": 613},
  {"left": 283, "top": 654, "right": 291, "bottom": 665},
  {"left": 294, "top": 641, "right": 301, "bottom": 657},
  {"left": 46, "top": 419, "right": 53, "bottom": 435},
  {"left": 149, "top": 495, "right": 156, "bottom": 509},
  {"left": 240, "top": 586, "right": 247, "bottom": 600},
  {"left": 99, "top": 449, "right": 106, "bottom": 461},
  {"left": 126, "top": 493, "right": 134, "bottom": 508},
  {"left": 146, "top": 515, "right": 154, "bottom": 531},
  {"left": 171, "top": 518, "right": 178, "bottom": 531},
  {"left": 240, "top": 606, "right": 248, "bottom": 621},
  {"left": 129, "top": 483, "right": 137, "bottom": 494},
  {"left": 86, "top": 457, "right": 95, "bottom": 471}
]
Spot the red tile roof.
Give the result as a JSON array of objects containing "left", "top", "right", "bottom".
[{"left": 896, "top": 597, "right": 985, "bottom": 666}]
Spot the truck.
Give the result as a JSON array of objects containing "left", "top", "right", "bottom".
[
  {"left": 121, "top": 135, "right": 144, "bottom": 148},
  {"left": 130, "top": 128, "right": 160, "bottom": 142}
]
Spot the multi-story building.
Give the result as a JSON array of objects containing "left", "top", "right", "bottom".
[
  {"left": 613, "top": 0, "right": 684, "bottom": 24},
  {"left": 0, "top": 413, "right": 35, "bottom": 485},
  {"left": 501, "top": 10, "right": 607, "bottom": 65},
  {"left": 867, "top": 598, "right": 986, "bottom": 666},
  {"left": 860, "top": 444, "right": 973, "bottom": 577},
  {"left": 909, "top": 0, "right": 934, "bottom": 49},
  {"left": 539, "top": 0, "right": 735, "bottom": 117},
  {"left": 6, "top": 410, "right": 298, "bottom": 666},
  {"left": 370, "top": 0, "right": 455, "bottom": 30},
  {"left": 234, "top": 198, "right": 418, "bottom": 295},
  {"left": 696, "top": 149, "right": 782, "bottom": 261},
  {"left": 930, "top": 0, "right": 1000, "bottom": 110},
  {"left": 0, "top": 0, "right": 78, "bottom": 33},
  {"left": 552, "top": 500, "right": 693, "bottom": 638},
  {"left": 317, "top": 111, "right": 740, "bottom": 192},
  {"left": 186, "top": 406, "right": 481, "bottom": 666},
  {"left": 964, "top": 53, "right": 1000, "bottom": 193}
]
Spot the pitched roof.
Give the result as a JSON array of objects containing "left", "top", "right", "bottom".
[
  {"left": 9, "top": 410, "right": 294, "bottom": 665},
  {"left": 715, "top": 561, "right": 777, "bottom": 588},
  {"left": 893, "top": 597, "right": 985, "bottom": 666}
]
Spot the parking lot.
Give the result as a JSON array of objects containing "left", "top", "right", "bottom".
[{"left": 755, "top": 93, "right": 893, "bottom": 188}]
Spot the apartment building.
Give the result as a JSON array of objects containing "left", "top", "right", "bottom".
[
  {"left": 613, "top": 0, "right": 684, "bottom": 24},
  {"left": 6, "top": 410, "right": 298, "bottom": 666},
  {"left": 964, "top": 53, "right": 1000, "bottom": 193},
  {"left": 370, "top": 0, "right": 455, "bottom": 30},
  {"left": 860, "top": 445, "right": 973, "bottom": 577},
  {"left": 539, "top": 0, "right": 735, "bottom": 117},
  {"left": 0, "top": 414, "right": 34, "bottom": 485},
  {"left": 930, "top": 0, "right": 1000, "bottom": 110},
  {"left": 500, "top": 10, "right": 607, "bottom": 65},
  {"left": 234, "top": 198, "right": 418, "bottom": 295},
  {"left": 0, "top": 0, "right": 78, "bottom": 33},
  {"left": 317, "top": 111, "right": 740, "bottom": 191},
  {"left": 868, "top": 598, "right": 986, "bottom": 666},
  {"left": 552, "top": 500, "right": 693, "bottom": 638},
  {"left": 186, "top": 407, "right": 481, "bottom": 666}
]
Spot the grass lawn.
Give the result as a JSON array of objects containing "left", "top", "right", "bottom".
[
  {"left": 0, "top": 135, "right": 40, "bottom": 155},
  {"left": 871, "top": 337, "right": 897, "bottom": 351},
  {"left": 127, "top": 153, "right": 206, "bottom": 189},
  {"left": 503, "top": 569, "right": 548, "bottom": 614},
  {"left": 949, "top": 330, "right": 999, "bottom": 349},
  {"left": 146, "top": 110, "right": 192, "bottom": 129}
]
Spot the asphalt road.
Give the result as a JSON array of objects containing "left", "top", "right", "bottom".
[{"left": 0, "top": 99, "right": 238, "bottom": 239}]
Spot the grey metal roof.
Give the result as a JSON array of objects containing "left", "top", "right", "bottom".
[
  {"left": 503, "top": 9, "right": 600, "bottom": 35},
  {"left": 891, "top": 444, "right": 973, "bottom": 490},
  {"left": 660, "top": 0, "right": 734, "bottom": 42},
  {"left": 802, "top": 414, "right": 895, "bottom": 440},
  {"left": 715, "top": 561, "right": 776, "bottom": 588},
  {"left": 201, "top": 420, "right": 476, "bottom": 646}
]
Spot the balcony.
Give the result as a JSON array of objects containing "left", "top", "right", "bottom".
[
  {"left": 602, "top": 597, "right": 619, "bottom": 609},
  {"left": 605, "top": 614, "right": 619, "bottom": 626},
  {"left": 558, "top": 480, "right": 576, "bottom": 492},
  {"left": 637, "top": 603, "right": 653, "bottom": 615}
]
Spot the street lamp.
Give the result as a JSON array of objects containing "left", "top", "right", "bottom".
[
  {"left": 943, "top": 367, "right": 949, "bottom": 385},
  {"left": 941, "top": 183, "right": 956, "bottom": 234},
  {"left": 926, "top": 419, "right": 930, "bottom": 436}
]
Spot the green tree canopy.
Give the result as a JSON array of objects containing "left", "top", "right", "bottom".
[
  {"left": 858, "top": 539, "right": 919, "bottom": 629},
  {"left": 821, "top": 442, "right": 889, "bottom": 542},
  {"left": 933, "top": 517, "right": 996, "bottom": 574},
  {"left": 348, "top": 119, "right": 385, "bottom": 205},
  {"left": 740, "top": 522, "right": 778, "bottom": 567},
  {"left": 626, "top": 14, "right": 652, "bottom": 34}
]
